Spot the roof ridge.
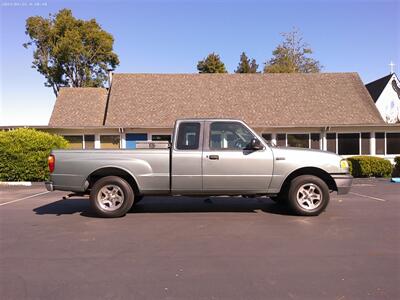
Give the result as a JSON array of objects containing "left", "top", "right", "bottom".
[{"left": 112, "top": 72, "right": 359, "bottom": 76}]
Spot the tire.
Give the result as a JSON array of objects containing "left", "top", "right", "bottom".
[
  {"left": 287, "top": 175, "right": 329, "bottom": 216},
  {"left": 90, "top": 176, "right": 134, "bottom": 218}
]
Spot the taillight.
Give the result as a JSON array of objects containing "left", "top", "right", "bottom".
[{"left": 48, "top": 155, "right": 55, "bottom": 173}]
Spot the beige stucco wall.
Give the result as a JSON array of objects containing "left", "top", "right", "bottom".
[{"left": 4, "top": 124, "right": 398, "bottom": 160}]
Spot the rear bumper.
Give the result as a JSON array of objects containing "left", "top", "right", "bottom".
[
  {"left": 45, "top": 181, "right": 54, "bottom": 192},
  {"left": 332, "top": 174, "right": 353, "bottom": 195}
]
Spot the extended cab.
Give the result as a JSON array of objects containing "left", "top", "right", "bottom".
[{"left": 46, "top": 119, "right": 353, "bottom": 217}]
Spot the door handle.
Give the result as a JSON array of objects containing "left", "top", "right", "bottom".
[{"left": 208, "top": 155, "right": 219, "bottom": 160}]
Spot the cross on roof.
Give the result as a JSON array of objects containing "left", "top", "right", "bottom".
[{"left": 389, "top": 61, "right": 395, "bottom": 74}]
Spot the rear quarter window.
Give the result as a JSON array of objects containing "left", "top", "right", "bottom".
[{"left": 176, "top": 122, "right": 201, "bottom": 150}]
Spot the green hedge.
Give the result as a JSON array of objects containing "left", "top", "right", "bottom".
[
  {"left": 393, "top": 156, "right": 400, "bottom": 177},
  {"left": 0, "top": 129, "right": 68, "bottom": 181},
  {"left": 347, "top": 156, "right": 392, "bottom": 178}
]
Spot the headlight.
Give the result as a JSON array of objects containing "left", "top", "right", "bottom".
[{"left": 340, "top": 159, "right": 349, "bottom": 171}]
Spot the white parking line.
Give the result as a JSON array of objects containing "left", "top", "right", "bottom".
[
  {"left": 349, "top": 192, "right": 386, "bottom": 202},
  {"left": 0, "top": 191, "right": 50, "bottom": 207}
]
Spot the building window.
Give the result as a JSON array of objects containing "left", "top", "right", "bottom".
[
  {"left": 84, "top": 135, "right": 95, "bottom": 149},
  {"left": 361, "top": 133, "right": 370, "bottom": 155},
  {"left": 262, "top": 134, "right": 272, "bottom": 143},
  {"left": 327, "top": 133, "right": 336, "bottom": 153},
  {"left": 276, "top": 134, "right": 286, "bottom": 147},
  {"left": 376, "top": 132, "right": 385, "bottom": 155},
  {"left": 287, "top": 134, "right": 309, "bottom": 148},
  {"left": 386, "top": 133, "right": 400, "bottom": 154},
  {"left": 152, "top": 134, "right": 171, "bottom": 142},
  {"left": 63, "top": 135, "right": 83, "bottom": 149},
  {"left": 126, "top": 133, "right": 148, "bottom": 149},
  {"left": 338, "top": 133, "right": 360, "bottom": 155},
  {"left": 311, "top": 133, "right": 320, "bottom": 149},
  {"left": 100, "top": 135, "right": 120, "bottom": 149}
]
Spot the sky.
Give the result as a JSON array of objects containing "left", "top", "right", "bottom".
[{"left": 0, "top": 0, "right": 399, "bottom": 125}]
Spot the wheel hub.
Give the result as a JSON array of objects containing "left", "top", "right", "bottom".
[
  {"left": 296, "top": 183, "right": 322, "bottom": 210},
  {"left": 97, "top": 184, "right": 124, "bottom": 211}
]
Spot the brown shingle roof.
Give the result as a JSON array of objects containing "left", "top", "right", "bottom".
[
  {"left": 104, "top": 73, "right": 383, "bottom": 128},
  {"left": 49, "top": 88, "right": 108, "bottom": 127}
]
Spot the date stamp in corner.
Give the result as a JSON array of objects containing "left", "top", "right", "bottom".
[{"left": 1, "top": 1, "right": 48, "bottom": 8}]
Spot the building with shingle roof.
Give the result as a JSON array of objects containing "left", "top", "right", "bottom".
[
  {"left": 104, "top": 73, "right": 383, "bottom": 128},
  {"left": 7, "top": 72, "right": 400, "bottom": 159},
  {"left": 49, "top": 88, "right": 108, "bottom": 127}
]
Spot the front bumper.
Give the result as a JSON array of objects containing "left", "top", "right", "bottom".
[
  {"left": 332, "top": 174, "right": 353, "bottom": 195},
  {"left": 45, "top": 181, "right": 54, "bottom": 191}
]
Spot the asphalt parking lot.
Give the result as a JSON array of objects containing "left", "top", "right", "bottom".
[{"left": 0, "top": 179, "right": 399, "bottom": 300}]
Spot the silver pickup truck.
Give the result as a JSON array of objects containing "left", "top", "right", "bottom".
[{"left": 46, "top": 119, "right": 352, "bottom": 217}]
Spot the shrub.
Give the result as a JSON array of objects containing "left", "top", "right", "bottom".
[
  {"left": 0, "top": 129, "right": 68, "bottom": 181},
  {"left": 393, "top": 156, "right": 400, "bottom": 177},
  {"left": 348, "top": 159, "right": 353, "bottom": 175},
  {"left": 347, "top": 156, "right": 392, "bottom": 178}
]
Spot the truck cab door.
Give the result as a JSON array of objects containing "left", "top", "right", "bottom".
[
  {"left": 171, "top": 121, "right": 204, "bottom": 193},
  {"left": 202, "top": 121, "right": 273, "bottom": 194}
]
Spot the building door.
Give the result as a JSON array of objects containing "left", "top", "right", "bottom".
[{"left": 126, "top": 133, "right": 148, "bottom": 149}]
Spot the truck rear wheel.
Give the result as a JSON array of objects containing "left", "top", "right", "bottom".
[
  {"left": 90, "top": 176, "right": 134, "bottom": 218},
  {"left": 287, "top": 175, "right": 329, "bottom": 216}
]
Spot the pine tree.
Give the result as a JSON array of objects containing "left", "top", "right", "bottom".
[
  {"left": 235, "top": 52, "right": 258, "bottom": 73},
  {"left": 197, "top": 53, "right": 227, "bottom": 73}
]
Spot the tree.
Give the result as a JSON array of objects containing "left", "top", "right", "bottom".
[
  {"left": 24, "top": 9, "right": 119, "bottom": 96},
  {"left": 264, "top": 29, "right": 321, "bottom": 73},
  {"left": 235, "top": 52, "right": 258, "bottom": 73},
  {"left": 197, "top": 53, "right": 227, "bottom": 73}
]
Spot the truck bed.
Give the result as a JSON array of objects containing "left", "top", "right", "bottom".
[{"left": 51, "top": 149, "right": 170, "bottom": 193}]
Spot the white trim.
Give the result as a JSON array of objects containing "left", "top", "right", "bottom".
[
  {"left": 271, "top": 133, "right": 277, "bottom": 146},
  {"left": 322, "top": 131, "right": 327, "bottom": 151},
  {"left": 335, "top": 132, "right": 338, "bottom": 154},
  {"left": 82, "top": 135, "right": 86, "bottom": 149},
  {"left": 95, "top": 134, "right": 101, "bottom": 149},
  {"left": 121, "top": 133, "right": 126, "bottom": 149},
  {"left": 370, "top": 131, "right": 376, "bottom": 155},
  {"left": 384, "top": 132, "right": 387, "bottom": 155}
]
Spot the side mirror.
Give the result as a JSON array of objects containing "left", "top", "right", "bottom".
[{"left": 249, "top": 138, "right": 263, "bottom": 150}]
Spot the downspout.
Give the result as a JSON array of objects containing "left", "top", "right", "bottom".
[{"left": 103, "top": 71, "right": 113, "bottom": 126}]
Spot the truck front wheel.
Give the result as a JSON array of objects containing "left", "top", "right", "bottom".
[
  {"left": 287, "top": 175, "right": 329, "bottom": 216},
  {"left": 90, "top": 176, "right": 134, "bottom": 218}
]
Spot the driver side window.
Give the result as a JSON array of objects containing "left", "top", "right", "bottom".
[{"left": 210, "top": 122, "right": 255, "bottom": 150}]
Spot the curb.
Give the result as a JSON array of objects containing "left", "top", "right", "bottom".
[{"left": 0, "top": 182, "right": 32, "bottom": 186}]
